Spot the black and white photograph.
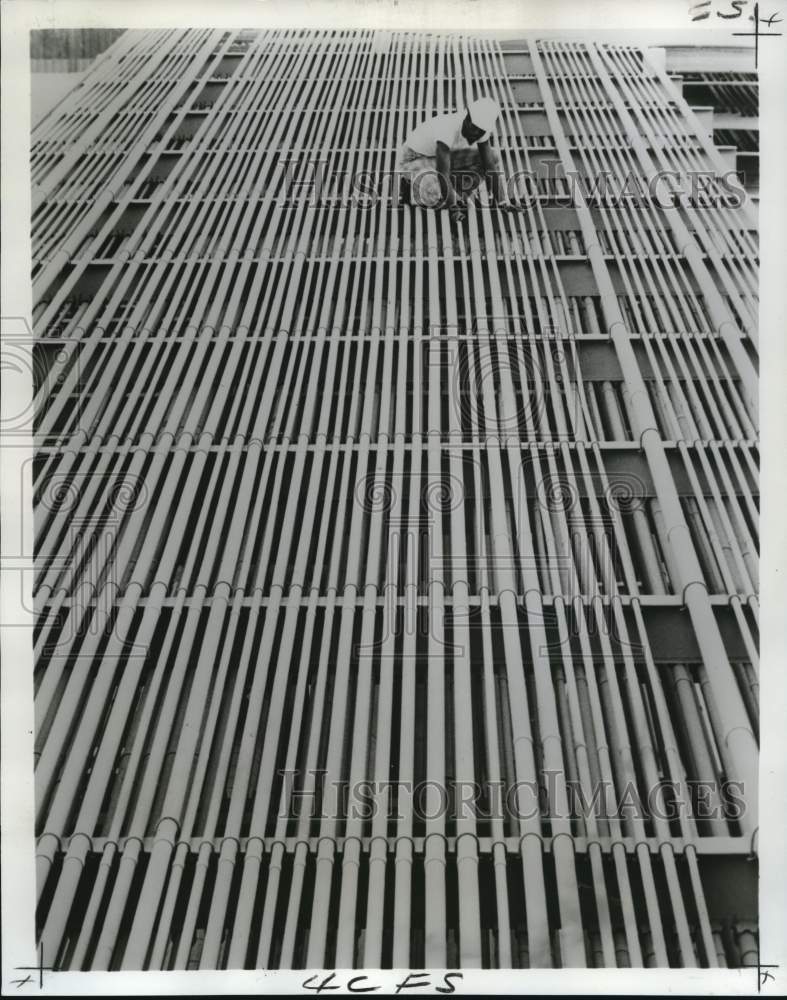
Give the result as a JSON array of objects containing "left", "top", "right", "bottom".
[{"left": 1, "top": 0, "right": 785, "bottom": 993}]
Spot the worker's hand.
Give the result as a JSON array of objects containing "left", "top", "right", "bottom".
[
  {"left": 500, "top": 201, "right": 526, "bottom": 213},
  {"left": 449, "top": 204, "right": 467, "bottom": 224}
]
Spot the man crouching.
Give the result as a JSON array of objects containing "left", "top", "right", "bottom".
[{"left": 398, "top": 96, "right": 522, "bottom": 222}]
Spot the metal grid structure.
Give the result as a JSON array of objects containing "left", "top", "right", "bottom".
[
  {"left": 32, "top": 28, "right": 759, "bottom": 970},
  {"left": 30, "top": 28, "right": 126, "bottom": 73}
]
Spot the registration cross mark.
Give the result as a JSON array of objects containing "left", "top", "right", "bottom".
[
  {"left": 10, "top": 944, "right": 54, "bottom": 990},
  {"left": 732, "top": 2, "right": 784, "bottom": 67},
  {"left": 757, "top": 962, "right": 780, "bottom": 992}
]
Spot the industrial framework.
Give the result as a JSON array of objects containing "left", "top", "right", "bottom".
[{"left": 32, "top": 29, "right": 759, "bottom": 970}]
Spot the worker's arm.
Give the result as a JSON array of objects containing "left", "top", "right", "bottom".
[
  {"left": 478, "top": 138, "right": 506, "bottom": 203},
  {"left": 478, "top": 138, "right": 525, "bottom": 210},
  {"left": 435, "top": 140, "right": 463, "bottom": 216}
]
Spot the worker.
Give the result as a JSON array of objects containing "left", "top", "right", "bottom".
[{"left": 398, "top": 96, "right": 522, "bottom": 222}]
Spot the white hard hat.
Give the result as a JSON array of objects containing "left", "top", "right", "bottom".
[{"left": 468, "top": 96, "right": 501, "bottom": 132}]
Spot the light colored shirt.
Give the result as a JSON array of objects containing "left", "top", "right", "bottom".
[{"left": 404, "top": 111, "right": 491, "bottom": 157}]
